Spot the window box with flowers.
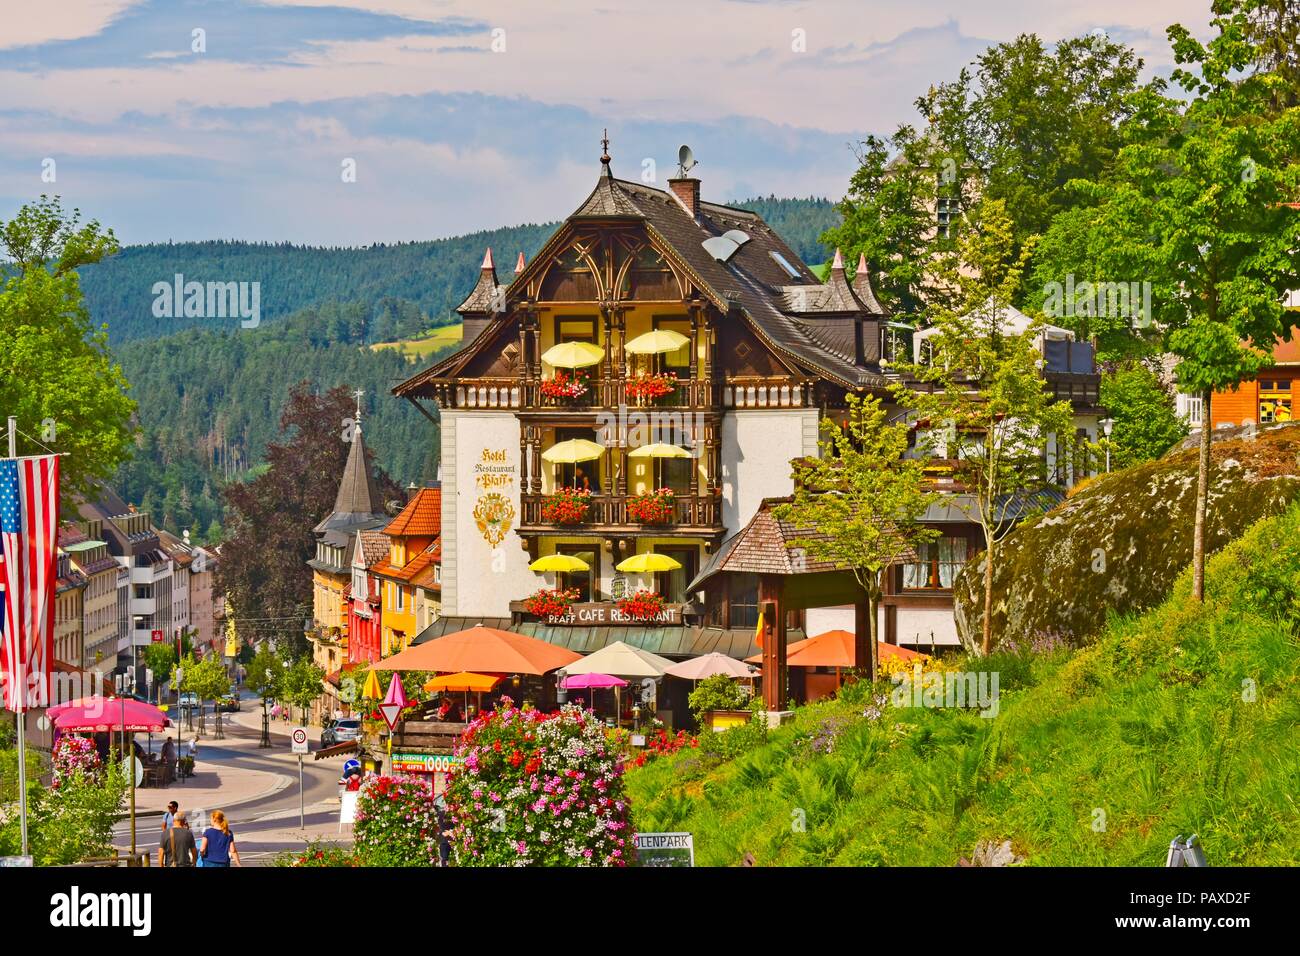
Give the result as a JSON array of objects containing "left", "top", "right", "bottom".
[
  {"left": 540, "top": 369, "right": 592, "bottom": 404},
  {"left": 616, "top": 589, "right": 666, "bottom": 622},
  {"left": 626, "top": 487, "right": 675, "bottom": 524},
  {"left": 625, "top": 371, "right": 678, "bottom": 404},
  {"left": 539, "top": 487, "right": 592, "bottom": 525},
  {"left": 524, "top": 587, "right": 581, "bottom": 619}
]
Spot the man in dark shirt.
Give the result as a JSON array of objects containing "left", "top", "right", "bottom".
[{"left": 158, "top": 810, "right": 197, "bottom": 867}]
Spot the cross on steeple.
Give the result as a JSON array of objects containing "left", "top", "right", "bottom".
[{"left": 353, "top": 388, "right": 365, "bottom": 423}]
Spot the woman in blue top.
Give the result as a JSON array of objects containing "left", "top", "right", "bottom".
[{"left": 199, "top": 810, "right": 241, "bottom": 868}]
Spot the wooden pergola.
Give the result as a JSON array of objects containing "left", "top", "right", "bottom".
[{"left": 688, "top": 497, "right": 879, "bottom": 711}]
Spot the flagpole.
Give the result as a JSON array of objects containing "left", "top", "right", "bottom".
[{"left": 8, "top": 415, "right": 29, "bottom": 858}]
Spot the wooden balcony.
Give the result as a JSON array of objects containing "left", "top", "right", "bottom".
[
  {"left": 518, "top": 491, "right": 724, "bottom": 537},
  {"left": 413, "top": 375, "right": 813, "bottom": 411}
]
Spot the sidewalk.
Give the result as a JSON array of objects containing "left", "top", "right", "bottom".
[
  {"left": 226, "top": 706, "right": 325, "bottom": 741},
  {"left": 131, "top": 762, "right": 291, "bottom": 815}
]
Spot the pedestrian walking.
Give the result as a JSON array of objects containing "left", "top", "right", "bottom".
[
  {"left": 158, "top": 810, "right": 197, "bottom": 867},
  {"left": 198, "top": 809, "right": 241, "bottom": 868},
  {"left": 161, "top": 800, "right": 179, "bottom": 833}
]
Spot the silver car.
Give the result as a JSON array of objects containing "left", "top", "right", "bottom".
[{"left": 322, "top": 718, "right": 362, "bottom": 746}]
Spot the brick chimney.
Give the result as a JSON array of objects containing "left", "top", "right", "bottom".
[{"left": 668, "top": 177, "right": 700, "bottom": 218}]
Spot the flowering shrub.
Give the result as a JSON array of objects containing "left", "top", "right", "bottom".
[
  {"left": 629, "top": 728, "right": 698, "bottom": 768},
  {"left": 540, "top": 487, "right": 592, "bottom": 524},
  {"left": 447, "top": 700, "right": 636, "bottom": 866},
  {"left": 626, "top": 372, "right": 677, "bottom": 402},
  {"left": 353, "top": 774, "right": 440, "bottom": 866},
  {"left": 52, "top": 736, "right": 101, "bottom": 787},
  {"left": 273, "top": 839, "right": 359, "bottom": 867},
  {"left": 524, "top": 587, "right": 581, "bottom": 618},
  {"left": 627, "top": 488, "right": 675, "bottom": 524},
  {"left": 617, "top": 589, "right": 666, "bottom": 622},
  {"left": 541, "top": 370, "right": 591, "bottom": 400}
]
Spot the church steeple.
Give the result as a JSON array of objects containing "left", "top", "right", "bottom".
[{"left": 315, "top": 389, "right": 386, "bottom": 533}]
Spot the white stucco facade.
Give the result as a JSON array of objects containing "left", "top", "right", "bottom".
[
  {"left": 441, "top": 410, "right": 536, "bottom": 618},
  {"left": 721, "top": 408, "right": 820, "bottom": 531}
]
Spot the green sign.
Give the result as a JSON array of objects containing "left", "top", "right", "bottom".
[
  {"left": 634, "top": 832, "right": 694, "bottom": 867},
  {"left": 391, "top": 752, "right": 463, "bottom": 774}
]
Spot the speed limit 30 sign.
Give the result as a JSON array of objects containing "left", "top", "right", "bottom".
[{"left": 291, "top": 727, "right": 309, "bottom": 754}]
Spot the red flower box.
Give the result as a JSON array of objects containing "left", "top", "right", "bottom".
[
  {"left": 625, "top": 372, "right": 678, "bottom": 402},
  {"left": 617, "top": 589, "right": 666, "bottom": 622},
  {"left": 525, "top": 587, "right": 581, "bottom": 618},
  {"left": 540, "top": 487, "right": 592, "bottom": 524},
  {"left": 627, "top": 488, "right": 674, "bottom": 524},
  {"left": 541, "top": 370, "right": 591, "bottom": 400}
]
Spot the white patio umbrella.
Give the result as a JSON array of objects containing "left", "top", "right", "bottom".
[
  {"left": 664, "top": 652, "right": 752, "bottom": 680},
  {"left": 565, "top": 641, "right": 674, "bottom": 678}
]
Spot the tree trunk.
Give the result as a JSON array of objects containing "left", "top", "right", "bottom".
[
  {"left": 867, "top": 585, "right": 880, "bottom": 683},
  {"left": 981, "top": 537, "right": 995, "bottom": 656},
  {"left": 1192, "top": 387, "right": 1212, "bottom": 601}
]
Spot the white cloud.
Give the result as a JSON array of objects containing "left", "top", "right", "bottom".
[{"left": 0, "top": 0, "right": 141, "bottom": 49}]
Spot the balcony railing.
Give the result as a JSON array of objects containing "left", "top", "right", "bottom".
[
  {"left": 519, "top": 491, "right": 723, "bottom": 532},
  {"left": 419, "top": 375, "right": 811, "bottom": 411}
]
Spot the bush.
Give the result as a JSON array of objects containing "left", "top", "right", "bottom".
[
  {"left": 353, "top": 775, "right": 440, "bottom": 866},
  {"left": 447, "top": 702, "right": 635, "bottom": 866},
  {"left": 272, "top": 839, "right": 358, "bottom": 867},
  {"left": 697, "top": 717, "right": 768, "bottom": 760},
  {"left": 24, "top": 756, "right": 127, "bottom": 865},
  {"left": 687, "top": 674, "right": 749, "bottom": 718}
]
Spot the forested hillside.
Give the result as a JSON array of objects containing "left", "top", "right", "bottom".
[
  {"left": 113, "top": 301, "right": 450, "bottom": 540},
  {"left": 99, "top": 197, "right": 835, "bottom": 539},
  {"left": 80, "top": 198, "right": 837, "bottom": 346}
]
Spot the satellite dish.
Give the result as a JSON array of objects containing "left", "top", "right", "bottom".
[
  {"left": 676, "top": 144, "right": 698, "bottom": 177},
  {"left": 702, "top": 236, "right": 741, "bottom": 263}
]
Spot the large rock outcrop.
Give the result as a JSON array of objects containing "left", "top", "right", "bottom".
[{"left": 953, "top": 423, "right": 1300, "bottom": 650}]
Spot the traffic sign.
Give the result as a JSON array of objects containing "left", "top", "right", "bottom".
[
  {"left": 151, "top": 629, "right": 164, "bottom": 643},
  {"left": 291, "top": 727, "right": 309, "bottom": 754},
  {"left": 378, "top": 702, "right": 403, "bottom": 730}
]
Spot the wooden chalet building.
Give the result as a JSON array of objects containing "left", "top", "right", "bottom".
[{"left": 394, "top": 143, "right": 1101, "bottom": 675}]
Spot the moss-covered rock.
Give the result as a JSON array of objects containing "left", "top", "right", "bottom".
[{"left": 953, "top": 423, "right": 1300, "bottom": 650}]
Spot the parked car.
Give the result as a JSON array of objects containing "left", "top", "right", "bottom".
[
  {"left": 322, "top": 718, "right": 362, "bottom": 747},
  {"left": 216, "top": 694, "right": 240, "bottom": 712},
  {"left": 178, "top": 692, "right": 199, "bottom": 711}
]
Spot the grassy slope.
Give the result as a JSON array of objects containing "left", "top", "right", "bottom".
[
  {"left": 371, "top": 322, "right": 464, "bottom": 358},
  {"left": 627, "top": 506, "right": 1300, "bottom": 866}
]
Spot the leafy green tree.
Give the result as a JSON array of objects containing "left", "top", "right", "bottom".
[
  {"left": 179, "top": 654, "right": 231, "bottom": 737},
  {"left": 1044, "top": 4, "right": 1300, "bottom": 600},
  {"left": 0, "top": 196, "right": 135, "bottom": 503},
  {"left": 775, "top": 393, "right": 939, "bottom": 678},
  {"left": 245, "top": 643, "right": 284, "bottom": 702},
  {"left": 140, "top": 643, "right": 177, "bottom": 702},
  {"left": 1099, "top": 364, "right": 1189, "bottom": 470},
  {"left": 281, "top": 656, "right": 325, "bottom": 724},
  {"left": 893, "top": 199, "right": 1075, "bottom": 655}
]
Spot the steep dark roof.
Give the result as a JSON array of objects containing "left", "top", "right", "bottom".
[
  {"left": 457, "top": 247, "right": 502, "bottom": 315},
  {"left": 398, "top": 161, "right": 890, "bottom": 395},
  {"left": 315, "top": 423, "right": 386, "bottom": 534}
]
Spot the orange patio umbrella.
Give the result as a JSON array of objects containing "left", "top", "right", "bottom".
[
  {"left": 745, "top": 629, "right": 923, "bottom": 668},
  {"left": 372, "top": 625, "right": 581, "bottom": 676},
  {"left": 423, "top": 672, "right": 502, "bottom": 694}
]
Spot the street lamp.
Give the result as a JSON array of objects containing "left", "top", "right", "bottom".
[{"left": 1101, "top": 418, "right": 1114, "bottom": 473}]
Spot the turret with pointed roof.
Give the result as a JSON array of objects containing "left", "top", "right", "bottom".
[{"left": 314, "top": 392, "right": 387, "bottom": 535}]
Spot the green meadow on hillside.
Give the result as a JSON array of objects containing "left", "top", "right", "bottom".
[{"left": 627, "top": 506, "right": 1300, "bottom": 866}]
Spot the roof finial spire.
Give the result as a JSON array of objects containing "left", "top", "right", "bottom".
[
  {"left": 600, "top": 128, "right": 611, "bottom": 168},
  {"left": 832, "top": 247, "right": 845, "bottom": 271},
  {"left": 352, "top": 387, "right": 365, "bottom": 424}
]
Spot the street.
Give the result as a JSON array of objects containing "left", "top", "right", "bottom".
[{"left": 113, "top": 691, "right": 355, "bottom": 866}]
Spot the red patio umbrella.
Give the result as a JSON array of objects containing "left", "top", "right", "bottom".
[{"left": 49, "top": 696, "right": 170, "bottom": 733}]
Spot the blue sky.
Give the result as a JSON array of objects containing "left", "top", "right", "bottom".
[{"left": 0, "top": 0, "right": 1210, "bottom": 246}]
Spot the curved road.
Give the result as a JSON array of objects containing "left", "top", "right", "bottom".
[{"left": 114, "top": 691, "right": 353, "bottom": 865}]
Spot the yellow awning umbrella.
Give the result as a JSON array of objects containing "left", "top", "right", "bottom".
[
  {"left": 541, "top": 341, "right": 604, "bottom": 368},
  {"left": 624, "top": 329, "right": 690, "bottom": 355},
  {"left": 361, "top": 669, "right": 382, "bottom": 700},
  {"left": 627, "top": 442, "right": 691, "bottom": 459},
  {"left": 542, "top": 439, "right": 605, "bottom": 463},
  {"left": 616, "top": 552, "right": 682, "bottom": 573},
  {"left": 529, "top": 554, "right": 591, "bottom": 572}
]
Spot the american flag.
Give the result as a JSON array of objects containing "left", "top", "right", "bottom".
[{"left": 0, "top": 455, "right": 59, "bottom": 712}]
